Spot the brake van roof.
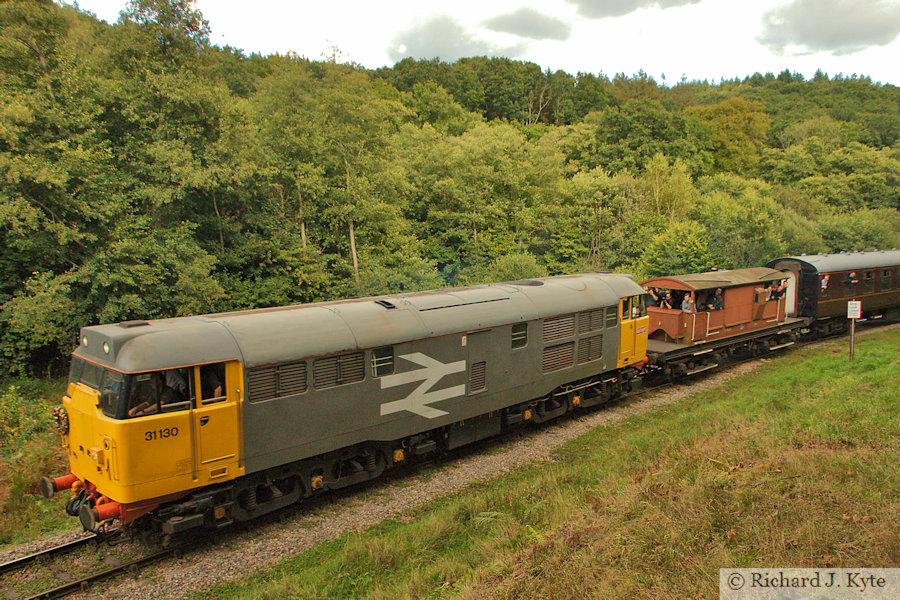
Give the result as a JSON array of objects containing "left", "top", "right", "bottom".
[{"left": 641, "top": 267, "right": 784, "bottom": 292}]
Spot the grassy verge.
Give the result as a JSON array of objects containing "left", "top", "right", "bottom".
[
  {"left": 195, "top": 330, "right": 899, "bottom": 600},
  {"left": 0, "top": 378, "right": 72, "bottom": 547}
]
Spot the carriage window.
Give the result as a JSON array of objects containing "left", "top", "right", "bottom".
[
  {"left": 863, "top": 271, "right": 874, "bottom": 293},
  {"left": 882, "top": 270, "right": 891, "bottom": 290},
  {"left": 511, "top": 323, "right": 528, "bottom": 349},
  {"left": 372, "top": 347, "right": 394, "bottom": 377}
]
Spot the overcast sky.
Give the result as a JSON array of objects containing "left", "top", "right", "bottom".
[{"left": 69, "top": 0, "right": 900, "bottom": 85}]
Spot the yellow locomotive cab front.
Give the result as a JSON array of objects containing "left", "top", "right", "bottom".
[{"left": 46, "top": 358, "right": 244, "bottom": 530}]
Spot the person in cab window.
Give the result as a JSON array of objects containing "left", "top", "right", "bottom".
[
  {"left": 129, "top": 373, "right": 179, "bottom": 417},
  {"left": 200, "top": 365, "right": 223, "bottom": 400},
  {"left": 165, "top": 369, "right": 188, "bottom": 397}
]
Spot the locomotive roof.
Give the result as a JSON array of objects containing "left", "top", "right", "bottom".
[
  {"left": 73, "top": 272, "right": 644, "bottom": 372},
  {"left": 766, "top": 250, "right": 900, "bottom": 274},
  {"left": 641, "top": 267, "right": 784, "bottom": 292}
]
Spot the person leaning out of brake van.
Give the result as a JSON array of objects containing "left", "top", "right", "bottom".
[
  {"left": 645, "top": 286, "right": 661, "bottom": 307},
  {"left": 681, "top": 293, "right": 693, "bottom": 313},
  {"left": 660, "top": 291, "right": 674, "bottom": 310},
  {"left": 768, "top": 280, "right": 785, "bottom": 301},
  {"left": 706, "top": 288, "right": 723, "bottom": 311}
]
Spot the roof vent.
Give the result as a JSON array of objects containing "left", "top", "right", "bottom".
[
  {"left": 374, "top": 299, "right": 397, "bottom": 310},
  {"left": 119, "top": 320, "right": 150, "bottom": 328},
  {"left": 507, "top": 279, "right": 545, "bottom": 286}
]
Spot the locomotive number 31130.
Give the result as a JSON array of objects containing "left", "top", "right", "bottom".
[{"left": 145, "top": 427, "right": 178, "bottom": 441}]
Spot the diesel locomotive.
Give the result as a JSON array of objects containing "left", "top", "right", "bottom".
[
  {"left": 40, "top": 250, "right": 900, "bottom": 537},
  {"left": 42, "top": 273, "right": 650, "bottom": 536}
]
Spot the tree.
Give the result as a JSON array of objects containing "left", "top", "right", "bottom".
[
  {"left": 564, "top": 101, "right": 713, "bottom": 175},
  {"left": 405, "top": 81, "right": 479, "bottom": 136},
  {"left": 120, "top": 0, "right": 210, "bottom": 66},
  {"left": 640, "top": 221, "right": 718, "bottom": 276},
  {"left": 311, "top": 67, "right": 412, "bottom": 290},
  {"left": 0, "top": 0, "right": 67, "bottom": 101},
  {"left": 687, "top": 97, "right": 769, "bottom": 174},
  {"left": 640, "top": 153, "right": 697, "bottom": 221}
]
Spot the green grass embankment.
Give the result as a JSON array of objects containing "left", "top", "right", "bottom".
[
  {"left": 0, "top": 379, "right": 71, "bottom": 546},
  {"left": 199, "top": 329, "right": 900, "bottom": 600}
]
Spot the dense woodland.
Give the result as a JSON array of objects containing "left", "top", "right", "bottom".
[{"left": 1, "top": 0, "right": 899, "bottom": 375}]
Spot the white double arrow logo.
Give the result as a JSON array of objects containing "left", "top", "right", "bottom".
[{"left": 379, "top": 352, "right": 466, "bottom": 419}]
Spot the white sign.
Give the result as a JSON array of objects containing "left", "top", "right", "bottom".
[
  {"left": 847, "top": 300, "right": 862, "bottom": 319},
  {"left": 379, "top": 353, "right": 466, "bottom": 419}
]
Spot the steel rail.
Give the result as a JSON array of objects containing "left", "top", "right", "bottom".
[
  {"left": 0, "top": 535, "right": 97, "bottom": 576},
  {"left": 23, "top": 546, "right": 179, "bottom": 600}
]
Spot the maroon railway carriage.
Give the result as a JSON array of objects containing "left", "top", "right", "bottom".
[
  {"left": 766, "top": 250, "right": 900, "bottom": 335},
  {"left": 640, "top": 267, "right": 805, "bottom": 378}
]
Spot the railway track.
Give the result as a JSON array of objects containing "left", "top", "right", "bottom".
[
  {"left": 0, "top": 533, "right": 192, "bottom": 600},
  {"left": 0, "top": 536, "right": 97, "bottom": 577}
]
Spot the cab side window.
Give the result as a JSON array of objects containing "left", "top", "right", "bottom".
[
  {"left": 630, "top": 295, "right": 645, "bottom": 318},
  {"left": 198, "top": 363, "right": 226, "bottom": 405},
  {"left": 161, "top": 368, "right": 192, "bottom": 413},
  {"left": 128, "top": 373, "right": 160, "bottom": 417}
]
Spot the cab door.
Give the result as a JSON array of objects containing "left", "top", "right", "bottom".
[
  {"left": 617, "top": 297, "right": 635, "bottom": 366},
  {"left": 191, "top": 361, "right": 243, "bottom": 484},
  {"left": 618, "top": 295, "right": 649, "bottom": 368}
]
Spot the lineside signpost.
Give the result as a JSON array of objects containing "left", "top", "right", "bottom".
[{"left": 847, "top": 300, "right": 861, "bottom": 361}]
